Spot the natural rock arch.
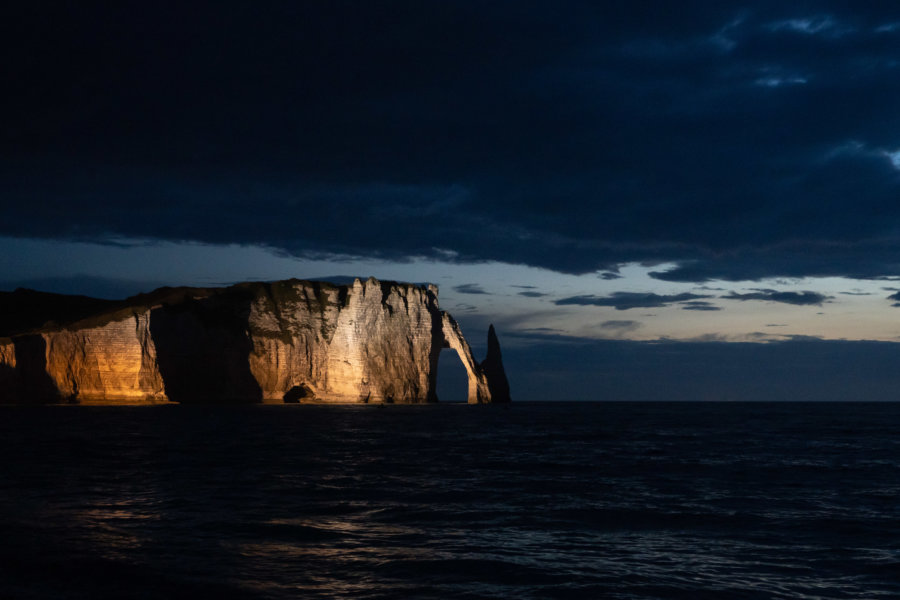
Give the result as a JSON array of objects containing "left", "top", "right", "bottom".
[
  {"left": 436, "top": 313, "right": 511, "bottom": 404},
  {"left": 434, "top": 347, "right": 470, "bottom": 402}
]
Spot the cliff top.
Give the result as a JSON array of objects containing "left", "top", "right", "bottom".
[{"left": 0, "top": 277, "right": 433, "bottom": 337}]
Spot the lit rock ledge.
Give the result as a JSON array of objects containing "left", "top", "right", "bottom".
[{"left": 0, "top": 278, "right": 510, "bottom": 405}]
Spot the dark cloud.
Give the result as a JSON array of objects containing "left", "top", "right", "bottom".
[
  {"left": 887, "top": 291, "right": 900, "bottom": 306},
  {"left": 650, "top": 240, "right": 900, "bottom": 283},
  {"left": 453, "top": 284, "right": 489, "bottom": 295},
  {"left": 555, "top": 292, "right": 710, "bottom": 310},
  {"left": 453, "top": 304, "right": 478, "bottom": 313},
  {"left": 518, "top": 291, "right": 548, "bottom": 298},
  {"left": 519, "top": 327, "right": 563, "bottom": 334},
  {"left": 722, "top": 290, "right": 830, "bottom": 305},
  {"left": 599, "top": 272, "right": 623, "bottom": 280},
  {"left": 599, "top": 320, "right": 642, "bottom": 332},
  {"left": 4, "top": 3, "right": 900, "bottom": 280},
  {"left": 782, "top": 334, "right": 824, "bottom": 342},
  {"left": 681, "top": 301, "right": 722, "bottom": 311}
]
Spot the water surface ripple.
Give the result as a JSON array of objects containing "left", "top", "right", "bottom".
[{"left": 0, "top": 402, "right": 898, "bottom": 599}]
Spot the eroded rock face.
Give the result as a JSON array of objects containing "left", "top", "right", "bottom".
[
  {"left": 44, "top": 313, "right": 166, "bottom": 403},
  {"left": 0, "top": 278, "right": 510, "bottom": 404}
]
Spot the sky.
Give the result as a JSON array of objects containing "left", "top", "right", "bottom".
[{"left": 5, "top": 2, "right": 900, "bottom": 400}]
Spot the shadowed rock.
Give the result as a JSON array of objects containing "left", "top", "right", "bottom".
[
  {"left": 0, "top": 289, "right": 117, "bottom": 338},
  {"left": 480, "top": 325, "right": 511, "bottom": 403},
  {"left": 11, "top": 335, "right": 62, "bottom": 403},
  {"left": 149, "top": 291, "right": 263, "bottom": 404}
]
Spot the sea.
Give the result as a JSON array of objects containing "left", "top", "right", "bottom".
[{"left": 0, "top": 402, "right": 898, "bottom": 599}]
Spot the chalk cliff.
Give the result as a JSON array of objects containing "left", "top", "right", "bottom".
[{"left": 0, "top": 278, "right": 510, "bottom": 404}]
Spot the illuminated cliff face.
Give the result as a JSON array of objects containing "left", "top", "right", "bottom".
[{"left": 0, "top": 278, "right": 510, "bottom": 404}]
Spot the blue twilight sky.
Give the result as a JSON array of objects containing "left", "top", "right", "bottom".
[{"left": 5, "top": 2, "right": 900, "bottom": 400}]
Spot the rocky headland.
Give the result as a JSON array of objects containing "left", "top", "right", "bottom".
[{"left": 0, "top": 278, "right": 510, "bottom": 405}]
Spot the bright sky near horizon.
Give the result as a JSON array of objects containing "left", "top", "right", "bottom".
[{"left": 5, "top": 236, "right": 900, "bottom": 347}]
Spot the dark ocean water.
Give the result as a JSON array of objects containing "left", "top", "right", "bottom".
[{"left": 0, "top": 402, "right": 899, "bottom": 599}]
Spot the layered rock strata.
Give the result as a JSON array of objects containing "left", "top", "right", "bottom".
[{"left": 0, "top": 278, "right": 510, "bottom": 404}]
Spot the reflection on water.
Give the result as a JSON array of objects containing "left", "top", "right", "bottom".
[
  {"left": 72, "top": 500, "right": 162, "bottom": 559},
  {"left": 235, "top": 517, "right": 437, "bottom": 598},
  {"left": 0, "top": 403, "right": 899, "bottom": 599}
]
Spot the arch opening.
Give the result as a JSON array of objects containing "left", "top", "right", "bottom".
[
  {"left": 283, "top": 384, "right": 314, "bottom": 403},
  {"left": 436, "top": 348, "right": 469, "bottom": 403}
]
